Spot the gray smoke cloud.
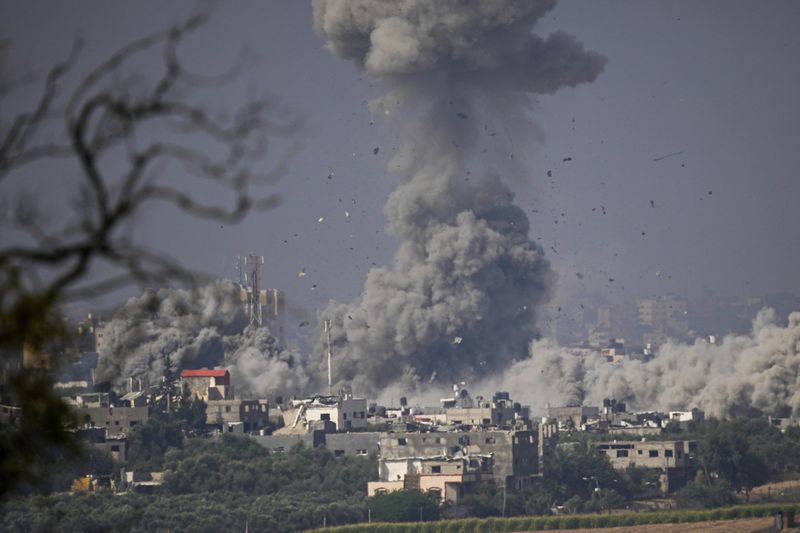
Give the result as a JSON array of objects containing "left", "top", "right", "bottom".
[
  {"left": 95, "top": 280, "right": 308, "bottom": 397},
  {"left": 312, "top": 0, "right": 606, "bottom": 395},
  {"left": 493, "top": 309, "right": 800, "bottom": 418}
]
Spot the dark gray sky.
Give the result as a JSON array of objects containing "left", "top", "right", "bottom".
[{"left": 3, "top": 1, "right": 800, "bottom": 326}]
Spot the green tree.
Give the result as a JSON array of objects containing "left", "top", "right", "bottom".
[{"left": 368, "top": 490, "right": 440, "bottom": 522}]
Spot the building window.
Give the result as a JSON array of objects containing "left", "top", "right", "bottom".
[
  {"left": 321, "top": 413, "right": 331, "bottom": 421},
  {"left": 677, "top": 450, "right": 683, "bottom": 458},
  {"left": 111, "top": 445, "right": 120, "bottom": 452},
  {"left": 129, "top": 421, "right": 138, "bottom": 427},
  {"left": 483, "top": 418, "right": 491, "bottom": 425},
  {"left": 638, "top": 450, "right": 643, "bottom": 455},
  {"left": 649, "top": 450, "right": 659, "bottom": 458},
  {"left": 114, "top": 420, "right": 120, "bottom": 425},
  {"left": 485, "top": 437, "right": 495, "bottom": 444},
  {"left": 431, "top": 466, "right": 441, "bottom": 474},
  {"left": 343, "top": 413, "right": 347, "bottom": 419},
  {"left": 616, "top": 450, "right": 629, "bottom": 458},
  {"left": 225, "top": 406, "right": 231, "bottom": 413},
  {"left": 356, "top": 449, "right": 368, "bottom": 456},
  {"left": 334, "top": 450, "right": 345, "bottom": 457},
  {"left": 665, "top": 450, "right": 673, "bottom": 458},
  {"left": 398, "top": 438, "right": 407, "bottom": 446}
]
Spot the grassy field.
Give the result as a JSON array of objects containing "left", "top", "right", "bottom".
[{"left": 307, "top": 502, "right": 800, "bottom": 533}]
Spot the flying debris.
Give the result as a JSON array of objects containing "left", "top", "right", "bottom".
[
  {"left": 575, "top": 272, "right": 584, "bottom": 279},
  {"left": 373, "top": 147, "right": 380, "bottom": 155},
  {"left": 547, "top": 170, "right": 552, "bottom": 177},
  {"left": 345, "top": 211, "right": 351, "bottom": 219},
  {"left": 327, "top": 172, "right": 335, "bottom": 179},
  {"left": 311, "top": 284, "right": 317, "bottom": 290},
  {"left": 562, "top": 156, "right": 572, "bottom": 162},
  {"left": 456, "top": 112, "right": 468, "bottom": 119},
  {"left": 298, "top": 268, "right": 306, "bottom": 277},
  {"left": 453, "top": 336, "right": 463, "bottom": 344},
  {"left": 652, "top": 150, "right": 684, "bottom": 162},
  {"left": 298, "top": 321, "right": 309, "bottom": 328},
  {"left": 317, "top": 217, "right": 324, "bottom": 223},
  {"left": 650, "top": 200, "right": 655, "bottom": 207},
  {"left": 608, "top": 278, "right": 615, "bottom": 282}
]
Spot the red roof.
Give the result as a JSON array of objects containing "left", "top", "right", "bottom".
[{"left": 180, "top": 368, "right": 229, "bottom": 378}]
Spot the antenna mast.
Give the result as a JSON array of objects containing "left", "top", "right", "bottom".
[{"left": 324, "top": 319, "right": 333, "bottom": 395}]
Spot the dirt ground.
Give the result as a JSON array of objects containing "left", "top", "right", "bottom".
[{"left": 516, "top": 516, "right": 795, "bottom": 532}]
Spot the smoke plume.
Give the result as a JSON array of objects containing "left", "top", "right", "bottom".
[
  {"left": 95, "top": 280, "right": 308, "bottom": 397},
  {"left": 493, "top": 309, "right": 800, "bottom": 418},
  {"left": 312, "top": 0, "right": 606, "bottom": 394}
]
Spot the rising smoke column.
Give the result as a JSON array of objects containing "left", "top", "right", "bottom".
[
  {"left": 495, "top": 309, "right": 800, "bottom": 418},
  {"left": 94, "top": 280, "right": 308, "bottom": 396},
  {"left": 312, "top": 0, "right": 606, "bottom": 394}
]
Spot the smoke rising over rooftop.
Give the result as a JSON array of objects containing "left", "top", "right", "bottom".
[
  {"left": 312, "top": 0, "right": 605, "bottom": 394},
  {"left": 95, "top": 280, "right": 308, "bottom": 397}
]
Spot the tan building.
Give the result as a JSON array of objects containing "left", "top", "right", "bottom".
[
  {"left": 206, "top": 399, "right": 269, "bottom": 433},
  {"left": 368, "top": 456, "right": 490, "bottom": 503},
  {"left": 596, "top": 439, "right": 698, "bottom": 493},
  {"left": 180, "top": 368, "right": 233, "bottom": 401}
]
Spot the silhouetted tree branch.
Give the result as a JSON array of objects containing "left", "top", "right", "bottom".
[{"left": 0, "top": 11, "right": 297, "bottom": 498}]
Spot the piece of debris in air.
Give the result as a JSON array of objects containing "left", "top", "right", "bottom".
[
  {"left": 311, "top": 284, "right": 317, "bottom": 290},
  {"left": 327, "top": 172, "right": 335, "bottom": 180},
  {"left": 550, "top": 246, "right": 559, "bottom": 255},
  {"left": 373, "top": 147, "right": 380, "bottom": 155},
  {"left": 453, "top": 336, "right": 463, "bottom": 344},
  {"left": 562, "top": 156, "right": 572, "bottom": 162},
  {"left": 708, "top": 190, "right": 712, "bottom": 195},
  {"left": 429, "top": 371, "right": 437, "bottom": 383},
  {"left": 317, "top": 217, "right": 324, "bottom": 223},
  {"left": 652, "top": 151, "right": 684, "bottom": 162},
  {"left": 608, "top": 278, "right": 615, "bottom": 282},
  {"left": 641, "top": 231, "right": 646, "bottom": 236},
  {"left": 456, "top": 112, "right": 468, "bottom": 119},
  {"left": 345, "top": 210, "right": 351, "bottom": 219},
  {"left": 576, "top": 272, "right": 584, "bottom": 280},
  {"left": 650, "top": 200, "right": 655, "bottom": 207},
  {"left": 298, "top": 321, "right": 309, "bottom": 327},
  {"left": 298, "top": 268, "right": 306, "bottom": 277},
  {"left": 547, "top": 170, "right": 552, "bottom": 177}
]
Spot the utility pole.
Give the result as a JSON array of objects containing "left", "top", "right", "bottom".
[{"left": 324, "top": 319, "right": 333, "bottom": 395}]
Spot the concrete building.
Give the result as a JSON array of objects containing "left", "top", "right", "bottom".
[
  {"left": 206, "top": 399, "right": 269, "bottom": 433},
  {"left": 546, "top": 405, "right": 600, "bottom": 429},
  {"left": 442, "top": 390, "right": 528, "bottom": 428},
  {"left": 375, "top": 429, "right": 539, "bottom": 490},
  {"left": 279, "top": 393, "right": 367, "bottom": 433},
  {"left": 326, "top": 432, "right": 380, "bottom": 457},
  {"left": 596, "top": 439, "right": 698, "bottom": 493},
  {"left": 78, "top": 427, "right": 128, "bottom": 462},
  {"left": 180, "top": 368, "right": 233, "bottom": 401},
  {"left": 368, "top": 456, "right": 491, "bottom": 503},
  {"left": 77, "top": 405, "right": 149, "bottom": 436}
]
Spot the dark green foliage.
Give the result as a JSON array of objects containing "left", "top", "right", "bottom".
[
  {"left": 368, "top": 490, "right": 440, "bottom": 522},
  {"left": 126, "top": 417, "right": 184, "bottom": 471},
  {"left": 0, "top": 439, "right": 377, "bottom": 533},
  {"left": 676, "top": 473, "right": 735, "bottom": 509}
]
